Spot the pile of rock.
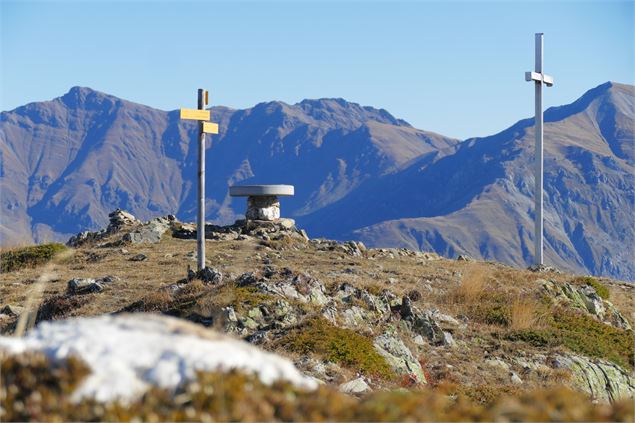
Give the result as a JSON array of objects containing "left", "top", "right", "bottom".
[
  {"left": 172, "top": 218, "right": 308, "bottom": 243},
  {"left": 309, "top": 239, "right": 367, "bottom": 257},
  {"left": 67, "top": 209, "right": 140, "bottom": 247}
]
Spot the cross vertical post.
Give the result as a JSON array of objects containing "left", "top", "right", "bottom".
[
  {"left": 534, "top": 33, "right": 544, "bottom": 266},
  {"left": 197, "top": 88, "right": 207, "bottom": 271},
  {"left": 525, "top": 33, "right": 554, "bottom": 266}
]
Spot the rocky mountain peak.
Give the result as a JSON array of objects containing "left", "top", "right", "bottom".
[
  {"left": 58, "top": 86, "right": 119, "bottom": 110},
  {"left": 297, "top": 97, "right": 410, "bottom": 127}
]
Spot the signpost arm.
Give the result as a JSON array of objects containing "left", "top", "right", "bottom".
[
  {"left": 197, "top": 89, "right": 206, "bottom": 271},
  {"left": 534, "top": 33, "right": 544, "bottom": 266}
]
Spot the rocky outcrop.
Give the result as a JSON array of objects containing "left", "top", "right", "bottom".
[
  {"left": 541, "top": 280, "right": 631, "bottom": 330},
  {"left": 123, "top": 216, "right": 174, "bottom": 244},
  {"left": 400, "top": 298, "right": 459, "bottom": 347},
  {"left": 552, "top": 354, "right": 635, "bottom": 403},
  {"left": 374, "top": 328, "right": 427, "bottom": 385}
]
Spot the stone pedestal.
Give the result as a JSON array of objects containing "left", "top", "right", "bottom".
[
  {"left": 229, "top": 185, "right": 294, "bottom": 222},
  {"left": 246, "top": 195, "right": 280, "bottom": 221}
]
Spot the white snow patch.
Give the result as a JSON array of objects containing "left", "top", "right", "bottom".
[{"left": 0, "top": 314, "right": 317, "bottom": 402}]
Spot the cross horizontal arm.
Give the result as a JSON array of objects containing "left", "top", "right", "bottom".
[{"left": 525, "top": 71, "right": 554, "bottom": 87}]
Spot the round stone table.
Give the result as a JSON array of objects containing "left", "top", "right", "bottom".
[{"left": 229, "top": 185, "right": 294, "bottom": 221}]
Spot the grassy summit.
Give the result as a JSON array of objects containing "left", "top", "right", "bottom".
[{"left": 1, "top": 213, "right": 633, "bottom": 421}]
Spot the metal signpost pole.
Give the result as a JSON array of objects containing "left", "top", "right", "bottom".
[{"left": 179, "top": 91, "right": 218, "bottom": 273}]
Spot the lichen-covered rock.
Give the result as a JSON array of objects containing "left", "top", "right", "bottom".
[
  {"left": 373, "top": 329, "right": 426, "bottom": 384},
  {"left": 410, "top": 311, "right": 446, "bottom": 345},
  {"left": 342, "top": 306, "right": 369, "bottom": 328},
  {"left": 541, "top": 280, "right": 632, "bottom": 330},
  {"left": 339, "top": 377, "right": 371, "bottom": 394},
  {"left": 258, "top": 273, "right": 329, "bottom": 306},
  {"left": 360, "top": 289, "right": 390, "bottom": 315},
  {"left": 237, "top": 272, "right": 260, "bottom": 286},
  {"left": 552, "top": 354, "right": 635, "bottom": 402},
  {"left": 400, "top": 301, "right": 458, "bottom": 346}
]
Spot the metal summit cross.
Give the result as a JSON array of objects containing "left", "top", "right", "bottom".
[
  {"left": 180, "top": 89, "right": 220, "bottom": 271},
  {"left": 525, "top": 33, "right": 554, "bottom": 266}
]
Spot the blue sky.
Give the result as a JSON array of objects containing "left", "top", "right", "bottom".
[{"left": 1, "top": 0, "right": 633, "bottom": 139}]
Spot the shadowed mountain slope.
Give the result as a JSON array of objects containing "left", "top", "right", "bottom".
[
  {"left": 301, "top": 82, "right": 633, "bottom": 279},
  {"left": 0, "top": 87, "right": 456, "bottom": 243},
  {"left": 0, "top": 83, "right": 632, "bottom": 279}
]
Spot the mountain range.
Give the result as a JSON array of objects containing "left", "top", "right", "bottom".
[{"left": 1, "top": 82, "right": 633, "bottom": 280}]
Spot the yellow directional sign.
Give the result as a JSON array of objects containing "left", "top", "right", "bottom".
[
  {"left": 203, "top": 122, "right": 219, "bottom": 134},
  {"left": 180, "top": 108, "right": 210, "bottom": 121}
]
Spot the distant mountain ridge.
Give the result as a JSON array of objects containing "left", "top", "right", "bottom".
[{"left": 1, "top": 82, "right": 633, "bottom": 280}]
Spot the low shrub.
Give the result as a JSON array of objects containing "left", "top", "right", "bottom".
[
  {"left": 120, "top": 290, "right": 174, "bottom": 313},
  {"left": 507, "top": 329, "right": 555, "bottom": 347},
  {"left": 36, "top": 294, "right": 90, "bottom": 323},
  {"left": 231, "top": 286, "right": 275, "bottom": 312},
  {"left": 551, "top": 308, "right": 633, "bottom": 369},
  {"left": 278, "top": 317, "right": 394, "bottom": 380},
  {"left": 508, "top": 308, "right": 633, "bottom": 369},
  {"left": 461, "top": 292, "right": 511, "bottom": 327},
  {"left": 1, "top": 243, "right": 67, "bottom": 273},
  {"left": 483, "top": 303, "right": 511, "bottom": 326}
]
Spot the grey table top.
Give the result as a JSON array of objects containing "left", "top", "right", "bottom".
[{"left": 229, "top": 184, "right": 295, "bottom": 197}]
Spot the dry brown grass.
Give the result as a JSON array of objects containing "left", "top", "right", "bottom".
[
  {"left": 179, "top": 279, "right": 206, "bottom": 295},
  {"left": 509, "top": 298, "right": 541, "bottom": 331},
  {"left": 452, "top": 264, "right": 489, "bottom": 303},
  {"left": 131, "top": 290, "right": 174, "bottom": 313}
]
